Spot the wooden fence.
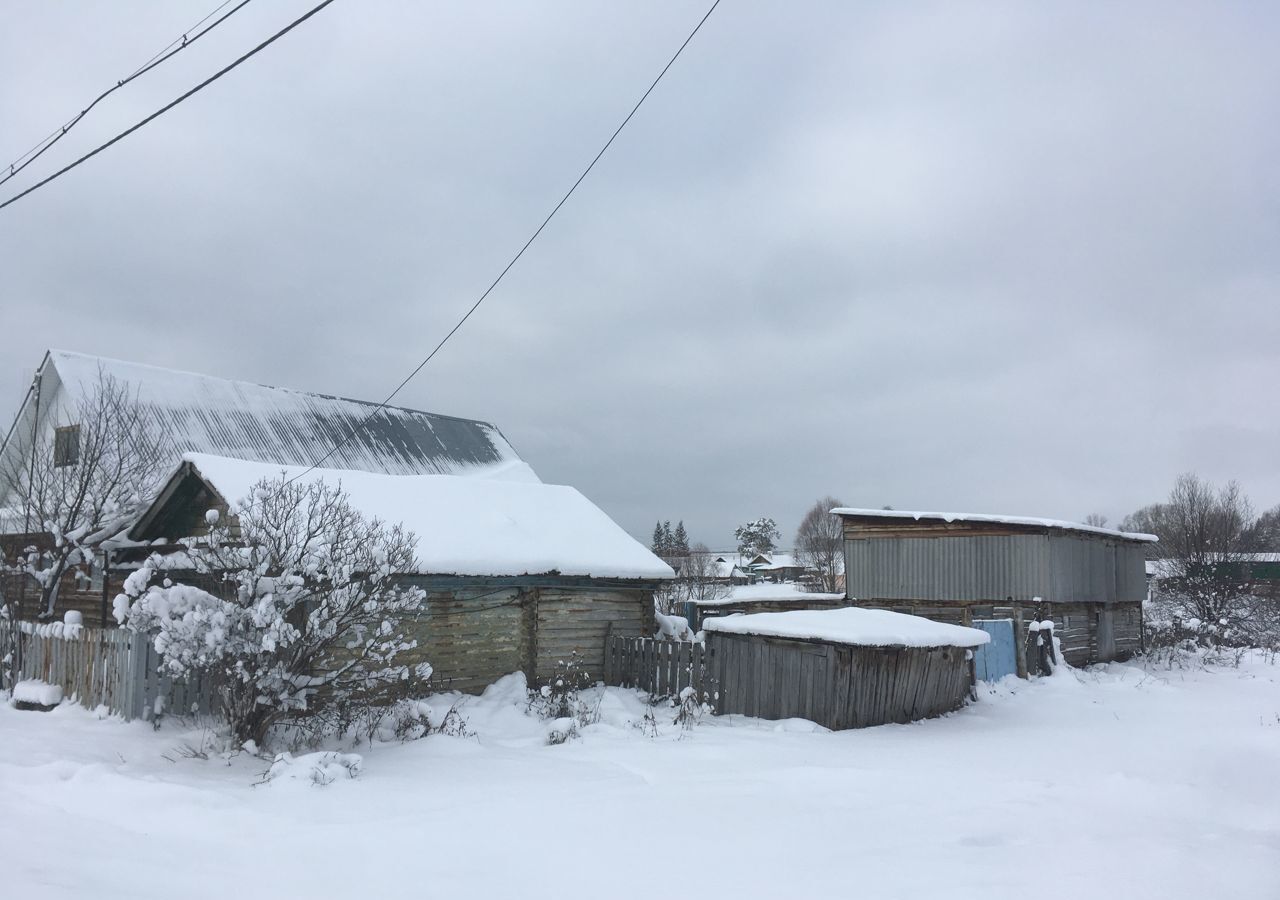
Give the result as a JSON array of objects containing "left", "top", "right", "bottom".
[
  {"left": 602, "top": 635, "right": 714, "bottom": 699},
  {"left": 1, "top": 622, "right": 214, "bottom": 722},
  {"left": 603, "top": 632, "right": 973, "bottom": 729}
]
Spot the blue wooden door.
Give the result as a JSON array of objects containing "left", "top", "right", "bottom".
[{"left": 971, "top": 619, "right": 1017, "bottom": 682}]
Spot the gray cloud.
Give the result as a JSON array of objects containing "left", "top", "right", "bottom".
[{"left": 3, "top": 0, "right": 1278, "bottom": 546}]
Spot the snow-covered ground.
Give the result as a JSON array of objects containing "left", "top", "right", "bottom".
[{"left": 2, "top": 657, "right": 1278, "bottom": 899}]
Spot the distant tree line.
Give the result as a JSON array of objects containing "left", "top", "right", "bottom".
[{"left": 650, "top": 520, "right": 689, "bottom": 561}]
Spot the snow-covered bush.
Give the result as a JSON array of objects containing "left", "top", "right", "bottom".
[
  {"left": 262, "top": 751, "right": 363, "bottom": 786},
  {"left": 673, "top": 684, "right": 713, "bottom": 732},
  {"left": 115, "top": 475, "right": 429, "bottom": 747},
  {"left": 528, "top": 651, "right": 596, "bottom": 742}
]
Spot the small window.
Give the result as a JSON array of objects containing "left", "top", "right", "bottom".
[{"left": 54, "top": 425, "right": 80, "bottom": 467}]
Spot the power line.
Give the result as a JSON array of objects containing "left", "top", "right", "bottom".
[
  {"left": 1, "top": 0, "right": 256, "bottom": 191},
  {"left": 0, "top": 0, "right": 337, "bottom": 212},
  {"left": 289, "top": 0, "right": 723, "bottom": 483}
]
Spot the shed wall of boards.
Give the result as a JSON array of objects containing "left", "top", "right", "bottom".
[
  {"left": 849, "top": 599, "right": 1142, "bottom": 669},
  {"left": 395, "top": 578, "right": 656, "bottom": 693},
  {"left": 707, "top": 631, "right": 972, "bottom": 729}
]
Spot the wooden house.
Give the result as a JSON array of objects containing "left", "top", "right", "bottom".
[
  {"left": 832, "top": 507, "right": 1156, "bottom": 668},
  {"left": 127, "top": 453, "right": 671, "bottom": 692},
  {"left": 0, "top": 351, "right": 671, "bottom": 681}
]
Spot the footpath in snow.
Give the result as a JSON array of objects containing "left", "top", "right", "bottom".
[{"left": 1, "top": 655, "right": 1278, "bottom": 900}]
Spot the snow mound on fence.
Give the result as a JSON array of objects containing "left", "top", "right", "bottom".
[
  {"left": 655, "top": 611, "right": 697, "bottom": 641},
  {"left": 703, "top": 606, "right": 991, "bottom": 648},
  {"left": 12, "top": 680, "right": 64, "bottom": 707},
  {"left": 263, "top": 751, "right": 363, "bottom": 786}
]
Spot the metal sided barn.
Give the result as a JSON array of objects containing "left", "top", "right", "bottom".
[{"left": 833, "top": 507, "right": 1157, "bottom": 674}]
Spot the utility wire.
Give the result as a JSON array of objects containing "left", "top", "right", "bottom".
[
  {"left": 289, "top": 0, "right": 723, "bottom": 483},
  {"left": 0, "top": 0, "right": 255, "bottom": 190},
  {"left": 0, "top": 0, "right": 337, "bottom": 212}
]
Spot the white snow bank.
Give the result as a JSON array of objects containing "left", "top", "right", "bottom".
[
  {"left": 704, "top": 606, "right": 991, "bottom": 648},
  {"left": 263, "top": 751, "right": 362, "bottom": 786},
  {"left": 830, "top": 507, "right": 1158, "bottom": 543},
  {"left": 12, "top": 680, "right": 63, "bottom": 706},
  {"left": 172, "top": 453, "right": 674, "bottom": 580}
]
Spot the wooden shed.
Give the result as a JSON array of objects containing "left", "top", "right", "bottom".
[
  {"left": 702, "top": 607, "right": 989, "bottom": 729},
  {"left": 832, "top": 508, "right": 1157, "bottom": 669},
  {"left": 125, "top": 453, "right": 673, "bottom": 692}
]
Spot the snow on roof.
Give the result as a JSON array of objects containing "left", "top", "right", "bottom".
[
  {"left": 831, "top": 507, "right": 1158, "bottom": 543},
  {"left": 703, "top": 606, "right": 991, "bottom": 648},
  {"left": 178, "top": 453, "right": 673, "bottom": 580},
  {"left": 44, "top": 350, "right": 534, "bottom": 480},
  {"left": 693, "top": 583, "right": 844, "bottom": 606}
]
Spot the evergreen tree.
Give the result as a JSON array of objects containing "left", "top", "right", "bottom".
[
  {"left": 735, "top": 517, "right": 781, "bottom": 558},
  {"left": 662, "top": 521, "right": 673, "bottom": 556},
  {"left": 651, "top": 521, "right": 665, "bottom": 555},
  {"left": 673, "top": 521, "right": 689, "bottom": 557}
]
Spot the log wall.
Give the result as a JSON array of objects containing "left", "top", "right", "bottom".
[{"left": 395, "top": 577, "right": 657, "bottom": 693}]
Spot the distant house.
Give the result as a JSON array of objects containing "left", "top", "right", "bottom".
[
  {"left": 747, "top": 552, "right": 809, "bottom": 583},
  {"left": 708, "top": 554, "right": 752, "bottom": 584},
  {"left": 833, "top": 507, "right": 1155, "bottom": 668},
  {"left": 0, "top": 351, "right": 672, "bottom": 689}
]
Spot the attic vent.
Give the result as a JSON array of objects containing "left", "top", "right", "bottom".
[{"left": 54, "top": 425, "right": 80, "bottom": 467}]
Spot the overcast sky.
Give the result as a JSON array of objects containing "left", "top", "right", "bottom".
[{"left": 1, "top": 1, "right": 1277, "bottom": 547}]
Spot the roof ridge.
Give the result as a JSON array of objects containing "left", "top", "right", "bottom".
[{"left": 46, "top": 349, "right": 499, "bottom": 429}]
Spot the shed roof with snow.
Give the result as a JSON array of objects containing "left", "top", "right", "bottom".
[
  {"left": 132, "top": 454, "right": 673, "bottom": 581},
  {"left": 703, "top": 606, "right": 991, "bottom": 648}
]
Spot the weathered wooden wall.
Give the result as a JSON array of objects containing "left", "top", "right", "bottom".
[
  {"left": 0, "top": 533, "right": 114, "bottom": 627},
  {"left": 395, "top": 577, "right": 657, "bottom": 692},
  {"left": 535, "top": 588, "right": 652, "bottom": 683},
  {"left": 396, "top": 587, "right": 529, "bottom": 694},
  {"left": 708, "top": 631, "right": 972, "bottom": 729},
  {"left": 849, "top": 598, "right": 1144, "bottom": 668}
]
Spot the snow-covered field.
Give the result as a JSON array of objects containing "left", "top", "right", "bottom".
[{"left": 3, "top": 657, "right": 1278, "bottom": 900}]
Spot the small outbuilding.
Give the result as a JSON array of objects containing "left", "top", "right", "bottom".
[
  {"left": 126, "top": 453, "right": 673, "bottom": 692},
  {"left": 832, "top": 507, "right": 1157, "bottom": 669},
  {"left": 702, "top": 606, "right": 989, "bottom": 729}
]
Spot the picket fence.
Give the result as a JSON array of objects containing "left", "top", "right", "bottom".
[
  {"left": 0, "top": 622, "right": 214, "bottom": 722},
  {"left": 602, "top": 635, "right": 714, "bottom": 699}
]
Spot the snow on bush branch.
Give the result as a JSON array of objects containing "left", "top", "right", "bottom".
[{"left": 115, "top": 475, "right": 430, "bottom": 746}]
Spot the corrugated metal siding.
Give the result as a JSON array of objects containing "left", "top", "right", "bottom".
[
  {"left": 846, "top": 534, "right": 1138, "bottom": 603},
  {"left": 1114, "top": 544, "right": 1149, "bottom": 603}
]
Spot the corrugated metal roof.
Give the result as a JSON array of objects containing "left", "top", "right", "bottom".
[{"left": 45, "top": 350, "right": 537, "bottom": 480}]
